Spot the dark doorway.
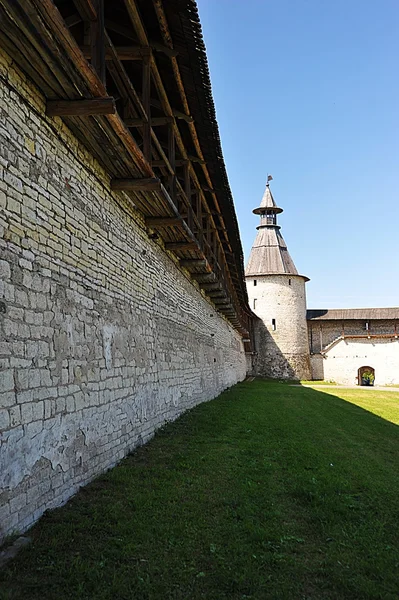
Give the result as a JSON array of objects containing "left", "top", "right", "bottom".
[{"left": 358, "top": 366, "right": 375, "bottom": 386}]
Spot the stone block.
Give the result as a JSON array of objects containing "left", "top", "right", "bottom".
[{"left": 0, "top": 370, "right": 14, "bottom": 393}]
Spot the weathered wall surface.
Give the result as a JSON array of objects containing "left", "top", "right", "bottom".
[
  {"left": 309, "top": 354, "right": 324, "bottom": 381},
  {"left": 246, "top": 275, "right": 311, "bottom": 379},
  {"left": 0, "top": 48, "right": 246, "bottom": 542},
  {"left": 308, "top": 320, "right": 399, "bottom": 385},
  {"left": 320, "top": 339, "right": 399, "bottom": 386}
]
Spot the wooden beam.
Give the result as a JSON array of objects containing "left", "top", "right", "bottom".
[
  {"left": 149, "top": 99, "right": 194, "bottom": 123},
  {"left": 111, "top": 178, "right": 161, "bottom": 191},
  {"left": 80, "top": 45, "right": 151, "bottom": 60},
  {"left": 46, "top": 97, "right": 116, "bottom": 116},
  {"left": 150, "top": 40, "right": 179, "bottom": 58},
  {"left": 179, "top": 259, "right": 207, "bottom": 269},
  {"left": 104, "top": 19, "right": 178, "bottom": 57},
  {"left": 146, "top": 217, "right": 182, "bottom": 227},
  {"left": 91, "top": 0, "right": 105, "bottom": 85},
  {"left": 168, "top": 122, "right": 176, "bottom": 201},
  {"left": 152, "top": 159, "right": 188, "bottom": 167},
  {"left": 104, "top": 32, "right": 147, "bottom": 121},
  {"left": 213, "top": 298, "right": 231, "bottom": 306},
  {"left": 142, "top": 54, "right": 151, "bottom": 161},
  {"left": 74, "top": 0, "right": 97, "bottom": 21},
  {"left": 125, "top": 116, "right": 174, "bottom": 127},
  {"left": 192, "top": 273, "right": 217, "bottom": 282},
  {"left": 201, "top": 283, "right": 223, "bottom": 291},
  {"left": 188, "top": 155, "right": 206, "bottom": 165},
  {"left": 65, "top": 13, "right": 82, "bottom": 28},
  {"left": 165, "top": 242, "right": 198, "bottom": 251}
]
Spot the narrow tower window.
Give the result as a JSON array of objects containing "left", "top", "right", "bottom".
[
  {"left": 254, "top": 279, "right": 257, "bottom": 286},
  {"left": 288, "top": 279, "right": 292, "bottom": 285},
  {"left": 253, "top": 299, "right": 257, "bottom": 309},
  {"left": 272, "top": 318, "right": 276, "bottom": 331}
]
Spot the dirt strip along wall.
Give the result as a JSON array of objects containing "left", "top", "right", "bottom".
[{"left": 0, "top": 48, "right": 247, "bottom": 542}]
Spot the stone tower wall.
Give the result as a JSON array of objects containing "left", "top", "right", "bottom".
[
  {"left": 0, "top": 48, "right": 247, "bottom": 542},
  {"left": 246, "top": 274, "right": 311, "bottom": 379}
]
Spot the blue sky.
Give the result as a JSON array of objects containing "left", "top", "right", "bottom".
[{"left": 196, "top": 0, "right": 399, "bottom": 309}]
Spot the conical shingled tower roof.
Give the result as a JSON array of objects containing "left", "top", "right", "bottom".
[
  {"left": 253, "top": 184, "right": 282, "bottom": 215},
  {"left": 245, "top": 182, "right": 309, "bottom": 280}
]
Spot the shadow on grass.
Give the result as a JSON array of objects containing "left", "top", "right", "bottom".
[{"left": 0, "top": 380, "right": 398, "bottom": 600}]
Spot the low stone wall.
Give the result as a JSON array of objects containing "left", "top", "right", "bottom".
[{"left": 0, "top": 48, "right": 246, "bottom": 542}]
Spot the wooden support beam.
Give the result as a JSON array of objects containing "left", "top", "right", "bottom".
[
  {"left": 125, "top": 116, "right": 174, "bottom": 127},
  {"left": 192, "top": 273, "right": 217, "bottom": 283},
  {"left": 180, "top": 259, "right": 207, "bottom": 269},
  {"left": 165, "top": 241, "right": 198, "bottom": 251},
  {"left": 80, "top": 45, "right": 151, "bottom": 60},
  {"left": 168, "top": 122, "right": 176, "bottom": 201},
  {"left": 46, "top": 97, "right": 116, "bottom": 116},
  {"left": 188, "top": 155, "right": 205, "bottom": 164},
  {"left": 184, "top": 162, "right": 193, "bottom": 231},
  {"left": 142, "top": 55, "right": 151, "bottom": 161},
  {"left": 152, "top": 159, "right": 187, "bottom": 167},
  {"left": 111, "top": 178, "right": 161, "bottom": 191},
  {"left": 213, "top": 298, "right": 231, "bottom": 306},
  {"left": 146, "top": 217, "right": 181, "bottom": 227},
  {"left": 104, "top": 20, "right": 178, "bottom": 57},
  {"left": 74, "top": 0, "right": 97, "bottom": 21},
  {"left": 91, "top": 0, "right": 105, "bottom": 84},
  {"left": 201, "top": 283, "right": 223, "bottom": 291},
  {"left": 149, "top": 98, "right": 194, "bottom": 123},
  {"left": 150, "top": 40, "right": 179, "bottom": 58},
  {"left": 104, "top": 32, "right": 147, "bottom": 121},
  {"left": 65, "top": 13, "right": 82, "bottom": 27}
]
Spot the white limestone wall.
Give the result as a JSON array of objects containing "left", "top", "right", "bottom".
[
  {"left": 321, "top": 338, "right": 399, "bottom": 386},
  {"left": 246, "top": 274, "right": 311, "bottom": 379},
  {"left": 0, "top": 47, "right": 247, "bottom": 542}
]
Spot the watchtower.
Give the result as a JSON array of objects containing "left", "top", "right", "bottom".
[{"left": 245, "top": 180, "right": 311, "bottom": 380}]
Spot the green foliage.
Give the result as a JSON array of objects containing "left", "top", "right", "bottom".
[
  {"left": 1, "top": 382, "right": 398, "bottom": 600},
  {"left": 362, "top": 371, "right": 375, "bottom": 383}
]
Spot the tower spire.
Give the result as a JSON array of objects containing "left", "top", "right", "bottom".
[
  {"left": 252, "top": 176, "right": 283, "bottom": 228},
  {"left": 246, "top": 178, "right": 308, "bottom": 279}
]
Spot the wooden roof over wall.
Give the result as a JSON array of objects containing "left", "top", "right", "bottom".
[
  {"left": 0, "top": 0, "right": 252, "bottom": 337},
  {"left": 307, "top": 308, "right": 399, "bottom": 321}
]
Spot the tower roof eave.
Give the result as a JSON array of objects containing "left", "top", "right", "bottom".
[{"left": 245, "top": 271, "right": 310, "bottom": 282}]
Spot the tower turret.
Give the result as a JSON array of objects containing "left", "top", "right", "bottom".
[{"left": 246, "top": 180, "right": 311, "bottom": 380}]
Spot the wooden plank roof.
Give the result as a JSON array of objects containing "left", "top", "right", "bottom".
[
  {"left": 245, "top": 228, "right": 300, "bottom": 277},
  {"left": 0, "top": 0, "right": 252, "bottom": 336},
  {"left": 307, "top": 308, "right": 399, "bottom": 321}
]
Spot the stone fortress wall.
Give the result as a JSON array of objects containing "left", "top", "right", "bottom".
[
  {"left": 246, "top": 274, "right": 311, "bottom": 380},
  {"left": 0, "top": 48, "right": 247, "bottom": 542}
]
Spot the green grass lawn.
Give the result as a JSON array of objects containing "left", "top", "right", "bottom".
[{"left": 1, "top": 381, "right": 399, "bottom": 600}]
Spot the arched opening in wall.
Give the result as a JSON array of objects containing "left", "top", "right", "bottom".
[{"left": 358, "top": 366, "right": 375, "bottom": 386}]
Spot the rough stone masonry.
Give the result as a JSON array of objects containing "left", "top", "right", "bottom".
[{"left": 0, "top": 47, "right": 247, "bottom": 542}]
